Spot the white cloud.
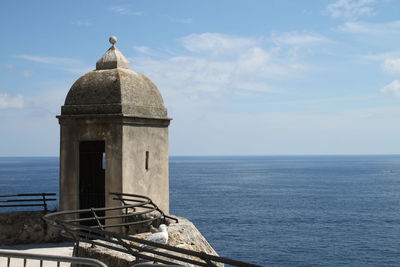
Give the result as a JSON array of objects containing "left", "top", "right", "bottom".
[
  {"left": 382, "top": 58, "right": 400, "bottom": 74},
  {"left": 133, "top": 46, "right": 153, "bottom": 54},
  {"left": 0, "top": 94, "right": 24, "bottom": 109},
  {"left": 337, "top": 20, "right": 400, "bottom": 35},
  {"left": 327, "top": 0, "right": 376, "bottom": 19},
  {"left": 109, "top": 6, "right": 143, "bottom": 16},
  {"left": 180, "top": 33, "right": 258, "bottom": 55},
  {"left": 16, "top": 55, "right": 91, "bottom": 74},
  {"left": 381, "top": 80, "right": 400, "bottom": 97},
  {"left": 363, "top": 53, "right": 400, "bottom": 79},
  {"left": 361, "top": 52, "right": 400, "bottom": 72},
  {"left": 236, "top": 47, "right": 272, "bottom": 73},
  {"left": 132, "top": 33, "right": 310, "bottom": 109},
  {"left": 17, "top": 55, "right": 81, "bottom": 65},
  {"left": 272, "top": 32, "right": 328, "bottom": 46}
]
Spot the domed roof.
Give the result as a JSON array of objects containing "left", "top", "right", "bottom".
[{"left": 61, "top": 37, "right": 167, "bottom": 119}]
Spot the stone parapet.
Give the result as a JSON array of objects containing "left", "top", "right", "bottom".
[{"left": 0, "top": 211, "right": 64, "bottom": 245}]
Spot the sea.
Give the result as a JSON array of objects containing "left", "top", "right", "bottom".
[{"left": 0, "top": 155, "right": 399, "bottom": 267}]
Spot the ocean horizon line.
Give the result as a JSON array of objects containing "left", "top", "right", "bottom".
[{"left": 1, "top": 154, "right": 400, "bottom": 158}]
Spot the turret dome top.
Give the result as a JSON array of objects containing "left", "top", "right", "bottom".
[
  {"left": 96, "top": 36, "right": 130, "bottom": 70},
  {"left": 61, "top": 37, "right": 168, "bottom": 119}
]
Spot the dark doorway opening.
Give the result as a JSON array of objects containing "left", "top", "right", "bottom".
[{"left": 79, "top": 141, "right": 105, "bottom": 226}]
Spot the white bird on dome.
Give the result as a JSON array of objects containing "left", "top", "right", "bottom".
[{"left": 143, "top": 224, "right": 168, "bottom": 248}]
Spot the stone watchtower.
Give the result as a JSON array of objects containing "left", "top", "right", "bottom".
[{"left": 58, "top": 37, "right": 171, "bottom": 214}]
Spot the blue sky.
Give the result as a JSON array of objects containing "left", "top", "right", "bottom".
[{"left": 1, "top": 0, "right": 400, "bottom": 156}]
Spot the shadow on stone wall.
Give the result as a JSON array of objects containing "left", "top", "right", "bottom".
[{"left": 0, "top": 211, "right": 65, "bottom": 245}]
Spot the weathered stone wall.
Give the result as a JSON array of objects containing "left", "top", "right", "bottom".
[
  {"left": 122, "top": 124, "right": 169, "bottom": 213},
  {"left": 0, "top": 211, "right": 64, "bottom": 245},
  {"left": 58, "top": 115, "right": 170, "bottom": 216},
  {"left": 76, "top": 217, "right": 221, "bottom": 267},
  {"left": 59, "top": 116, "right": 123, "bottom": 214}
]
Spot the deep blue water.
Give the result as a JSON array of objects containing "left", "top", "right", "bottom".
[{"left": 1, "top": 156, "right": 400, "bottom": 266}]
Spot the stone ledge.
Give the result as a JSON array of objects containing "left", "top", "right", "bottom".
[{"left": 0, "top": 211, "right": 64, "bottom": 245}]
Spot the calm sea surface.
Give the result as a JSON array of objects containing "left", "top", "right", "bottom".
[{"left": 1, "top": 155, "right": 400, "bottom": 266}]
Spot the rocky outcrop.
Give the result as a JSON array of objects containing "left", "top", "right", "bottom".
[{"left": 76, "top": 217, "right": 221, "bottom": 266}]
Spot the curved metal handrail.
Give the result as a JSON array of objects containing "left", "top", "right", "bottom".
[
  {"left": 43, "top": 193, "right": 263, "bottom": 267},
  {"left": 110, "top": 192, "right": 178, "bottom": 224},
  {"left": 44, "top": 193, "right": 178, "bottom": 231}
]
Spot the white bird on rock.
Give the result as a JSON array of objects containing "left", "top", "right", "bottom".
[{"left": 143, "top": 224, "right": 168, "bottom": 248}]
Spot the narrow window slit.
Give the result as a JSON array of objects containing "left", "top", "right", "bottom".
[{"left": 145, "top": 151, "right": 149, "bottom": 170}]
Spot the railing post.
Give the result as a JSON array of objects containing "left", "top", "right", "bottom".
[
  {"left": 42, "top": 193, "right": 47, "bottom": 212},
  {"left": 91, "top": 208, "right": 104, "bottom": 231}
]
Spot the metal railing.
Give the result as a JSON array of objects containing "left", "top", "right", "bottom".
[
  {"left": 43, "top": 193, "right": 263, "bottom": 267},
  {"left": 48, "top": 193, "right": 177, "bottom": 231},
  {"left": 0, "top": 250, "right": 108, "bottom": 267},
  {"left": 110, "top": 192, "right": 179, "bottom": 225},
  {"left": 0, "top": 193, "right": 56, "bottom": 212}
]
